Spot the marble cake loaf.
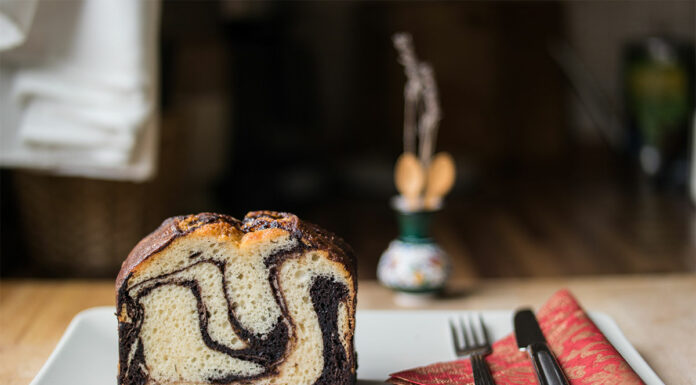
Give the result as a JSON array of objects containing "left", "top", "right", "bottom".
[{"left": 116, "top": 211, "right": 357, "bottom": 385}]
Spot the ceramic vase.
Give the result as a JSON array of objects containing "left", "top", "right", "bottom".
[{"left": 377, "top": 199, "right": 450, "bottom": 295}]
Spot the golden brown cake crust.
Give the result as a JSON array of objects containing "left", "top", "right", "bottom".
[{"left": 115, "top": 211, "right": 356, "bottom": 295}]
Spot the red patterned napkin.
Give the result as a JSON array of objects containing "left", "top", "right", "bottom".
[{"left": 388, "top": 289, "right": 644, "bottom": 385}]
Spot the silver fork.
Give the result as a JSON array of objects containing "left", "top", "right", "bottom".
[{"left": 449, "top": 314, "right": 495, "bottom": 385}]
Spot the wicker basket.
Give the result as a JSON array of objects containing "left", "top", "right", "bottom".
[{"left": 10, "top": 115, "right": 187, "bottom": 277}]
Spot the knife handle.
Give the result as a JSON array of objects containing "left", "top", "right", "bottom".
[{"left": 526, "top": 342, "right": 569, "bottom": 385}]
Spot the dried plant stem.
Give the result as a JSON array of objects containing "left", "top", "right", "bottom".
[
  {"left": 393, "top": 33, "right": 422, "bottom": 154},
  {"left": 417, "top": 63, "right": 441, "bottom": 168},
  {"left": 404, "top": 97, "right": 418, "bottom": 155},
  {"left": 393, "top": 32, "right": 446, "bottom": 210}
]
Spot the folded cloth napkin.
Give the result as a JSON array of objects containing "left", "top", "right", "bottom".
[
  {"left": 388, "top": 289, "right": 644, "bottom": 385},
  {"left": 0, "top": 0, "right": 159, "bottom": 181}
]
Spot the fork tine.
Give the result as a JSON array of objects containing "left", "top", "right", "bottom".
[
  {"left": 459, "top": 316, "right": 471, "bottom": 349},
  {"left": 477, "top": 314, "right": 490, "bottom": 346},
  {"left": 468, "top": 314, "right": 481, "bottom": 347},
  {"left": 449, "top": 319, "right": 461, "bottom": 351}
]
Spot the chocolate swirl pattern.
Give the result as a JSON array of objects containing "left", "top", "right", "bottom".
[{"left": 116, "top": 212, "right": 357, "bottom": 385}]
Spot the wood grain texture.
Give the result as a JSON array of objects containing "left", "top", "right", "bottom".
[
  {"left": 307, "top": 175, "right": 696, "bottom": 281},
  {"left": 1, "top": 276, "right": 694, "bottom": 385}
]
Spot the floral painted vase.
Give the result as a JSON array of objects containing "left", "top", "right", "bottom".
[{"left": 377, "top": 199, "right": 450, "bottom": 294}]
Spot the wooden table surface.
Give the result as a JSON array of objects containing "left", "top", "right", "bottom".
[{"left": 1, "top": 275, "right": 694, "bottom": 385}]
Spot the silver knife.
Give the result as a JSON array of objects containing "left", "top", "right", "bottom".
[{"left": 514, "top": 309, "right": 570, "bottom": 385}]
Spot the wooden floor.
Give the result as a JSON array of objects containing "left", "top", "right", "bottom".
[{"left": 307, "top": 176, "right": 696, "bottom": 280}]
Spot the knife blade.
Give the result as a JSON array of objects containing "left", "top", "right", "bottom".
[{"left": 514, "top": 309, "right": 569, "bottom": 385}]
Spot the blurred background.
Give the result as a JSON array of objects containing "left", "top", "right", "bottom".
[{"left": 1, "top": 0, "right": 694, "bottom": 281}]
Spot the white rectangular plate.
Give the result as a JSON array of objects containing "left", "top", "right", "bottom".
[{"left": 30, "top": 307, "right": 663, "bottom": 385}]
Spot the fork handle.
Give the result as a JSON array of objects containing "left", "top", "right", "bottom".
[{"left": 471, "top": 354, "right": 495, "bottom": 385}]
